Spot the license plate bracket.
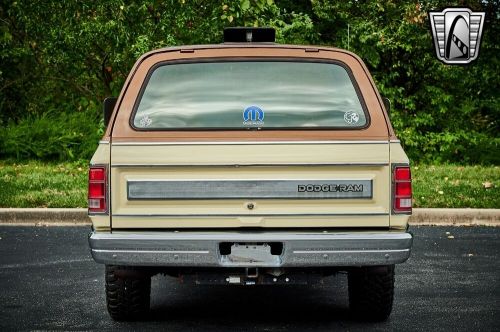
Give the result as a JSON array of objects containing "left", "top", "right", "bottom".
[{"left": 219, "top": 243, "right": 282, "bottom": 266}]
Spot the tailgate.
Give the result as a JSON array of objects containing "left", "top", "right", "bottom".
[{"left": 110, "top": 142, "right": 390, "bottom": 228}]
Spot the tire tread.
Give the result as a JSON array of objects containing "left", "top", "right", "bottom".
[
  {"left": 348, "top": 265, "right": 395, "bottom": 321},
  {"left": 105, "top": 265, "right": 151, "bottom": 321}
]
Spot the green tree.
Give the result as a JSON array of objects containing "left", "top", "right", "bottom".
[{"left": 0, "top": 0, "right": 498, "bottom": 163}]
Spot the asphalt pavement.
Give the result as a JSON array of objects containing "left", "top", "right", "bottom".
[{"left": 0, "top": 225, "right": 498, "bottom": 331}]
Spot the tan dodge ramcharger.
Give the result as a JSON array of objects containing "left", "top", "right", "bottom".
[{"left": 88, "top": 27, "right": 413, "bottom": 321}]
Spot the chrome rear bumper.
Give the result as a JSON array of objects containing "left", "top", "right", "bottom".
[{"left": 89, "top": 230, "right": 412, "bottom": 267}]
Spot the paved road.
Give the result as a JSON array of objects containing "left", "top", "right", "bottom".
[{"left": 0, "top": 226, "right": 498, "bottom": 331}]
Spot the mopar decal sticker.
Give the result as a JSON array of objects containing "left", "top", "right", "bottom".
[{"left": 243, "top": 105, "right": 264, "bottom": 126}]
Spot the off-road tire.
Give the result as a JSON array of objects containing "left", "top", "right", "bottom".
[
  {"left": 348, "top": 265, "right": 395, "bottom": 321},
  {"left": 105, "top": 265, "right": 151, "bottom": 321}
]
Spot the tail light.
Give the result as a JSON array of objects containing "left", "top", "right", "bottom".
[
  {"left": 88, "top": 165, "right": 108, "bottom": 214},
  {"left": 393, "top": 165, "right": 412, "bottom": 214}
]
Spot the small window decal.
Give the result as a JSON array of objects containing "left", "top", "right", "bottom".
[
  {"left": 344, "top": 111, "right": 360, "bottom": 125},
  {"left": 243, "top": 105, "right": 265, "bottom": 126},
  {"left": 139, "top": 115, "right": 152, "bottom": 127}
]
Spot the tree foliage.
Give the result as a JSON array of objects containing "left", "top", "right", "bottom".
[{"left": 0, "top": 0, "right": 498, "bottom": 163}]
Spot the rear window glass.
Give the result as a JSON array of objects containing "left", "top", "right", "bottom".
[{"left": 132, "top": 61, "right": 367, "bottom": 130}]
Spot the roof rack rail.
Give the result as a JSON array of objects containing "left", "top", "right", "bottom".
[{"left": 223, "top": 27, "right": 275, "bottom": 43}]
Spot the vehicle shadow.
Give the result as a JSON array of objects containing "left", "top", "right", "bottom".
[{"left": 144, "top": 274, "right": 392, "bottom": 331}]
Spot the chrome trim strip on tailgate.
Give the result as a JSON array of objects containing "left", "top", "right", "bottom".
[
  {"left": 112, "top": 212, "right": 388, "bottom": 217},
  {"left": 127, "top": 179, "right": 373, "bottom": 200},
  {"left": 89, "top": 231, "right": 413, "bottom": 267},
  {"left": 112, "top": 162, "right": 389, "bottom": 168},
  {"left": 112, "top": 140, "right": 391, "bottom": 146}
]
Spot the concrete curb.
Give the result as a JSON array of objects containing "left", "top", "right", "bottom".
[
  {"left": 409, "top": 208, "right": 500, "bottom": 226},
  {"left": 0, "top": 208, "right": 499, "bottom": 226},
  {"left": 0, "top": 208, "right": 90, "bottom": 226}
]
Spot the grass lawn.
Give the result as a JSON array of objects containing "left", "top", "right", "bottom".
[
  {"left": 0, "top": 160, "right": 87, "bottom": 208},
  {"left": 0, "top": 161, "right": 498, "bottom": 209},
  {"left": 412, "top": 164, "right": 499, "bottom": 208}
]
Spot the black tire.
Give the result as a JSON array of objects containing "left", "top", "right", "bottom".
[
  {"left": 348, "top": 265, "right": 395, "bottom": 321},
  {"left": 105, "top": 265, "right": 151, "bottom": 321}
]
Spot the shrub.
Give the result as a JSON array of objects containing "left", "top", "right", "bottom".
[{"left": 0, "top": 110, "right": 103, "bottom": 161}]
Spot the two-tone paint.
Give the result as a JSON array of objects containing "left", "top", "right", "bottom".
[{"left": 89, "top": 44, "right": 410, "bottom": 233}]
